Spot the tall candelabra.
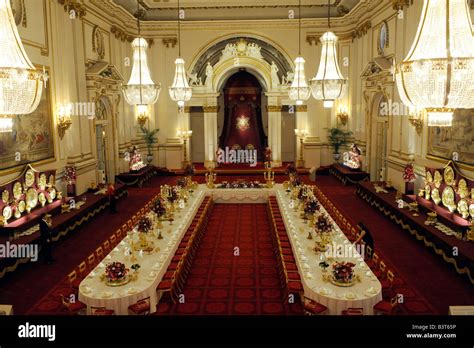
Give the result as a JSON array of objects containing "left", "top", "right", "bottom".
[
  {"left": 205, "top": 170, "right": 217, "bottom": 188},
  {"left": 294, "top": 129, "right": 308, "bottom": 168},
  {"left": 264, "top": 162, "right": 275, "bottom": 188},
  {"left": 177, "top": 130, "right": 192, "bottom": 168}
]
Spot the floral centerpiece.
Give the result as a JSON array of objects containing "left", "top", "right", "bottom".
[
  {"left": 104, "top": 261, "right": 129, "bottom": 286},
  {"left": 403, "top": 163, "right": 416, "bottom": 182},
  {"left": 304, "top": 198, "right": 320, "bottom": 217},
  {"left": 63, "top": 166, "right": 76, "bottom": 185},
  {"left": 332, "top": 261, "right": 356, "bottom": 285},
  {"left": 152, "top": 199, "right": 167, "bottom": 218},
  {"left": 217, "top": 180, "right": 263, "bottom": 189},
  {"left": 167, "top": 186, "right": 179, "bottom": 203},
  {"left": 137, "top": 216, "right": 153, "bottom": 233},
  {"left": 315, "top": 214, "right": 332, "bottom": 234}
]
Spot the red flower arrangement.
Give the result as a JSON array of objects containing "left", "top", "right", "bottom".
[
  {"left": 332, "top": 261, "right": 356, "bottom": 284},
  {"left": 304, "top": 198, "right": 320, "bottom": 216},
  {"left": 63, "top": 165, "right": 76, "bottom": 185},
  {"left": 104, "top": 262, "right": 129, "bottom": 282},
  {"left": 137, "top": 216, "right": 153, "bottom": 233},
  {"left": 403, "top": 163, "right": 416, "bottom": 182},
  {"left": 315, "top": 214, "right": 332, "bottom": 234},
  {"left": 152, "top": 199, "right": 166, "bottom": 218}
]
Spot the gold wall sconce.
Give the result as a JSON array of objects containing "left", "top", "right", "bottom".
[
  {"left": 408, "top": 108, "right": 423, "bottom": 135},
  {"left": 336, "top": 107, "right": 349, "bottom": 126},
  {"left": 137, "top": 104, "right": 149, "bottom": 127},
  {"left": 57, "top": 104, "right": 73, "bottom": 139}
]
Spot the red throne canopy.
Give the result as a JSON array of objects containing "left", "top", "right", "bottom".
[{"left": 219, "top": 70, "right": 267, "bottom": 162}]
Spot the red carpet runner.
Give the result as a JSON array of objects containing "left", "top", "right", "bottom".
[{"left": 156, "top": 204, "right": 303, "bottom": 315}]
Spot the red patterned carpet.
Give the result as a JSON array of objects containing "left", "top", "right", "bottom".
[
  {"left": 315, "top": 175, "right": 474, "bottom": 315},
  {"left": 1, "top": 175, "right": 176, "bottom": 315},
  {"left": 156, "top": 204, "right": 303, "bottom": 315}
]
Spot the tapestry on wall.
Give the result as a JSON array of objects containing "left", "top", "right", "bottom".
[
  {"left": 0, "top": 80, "right": 54, "bottom": 170},
  {"left": 427, "top": 109, "right": 474, "bottom": 166}
]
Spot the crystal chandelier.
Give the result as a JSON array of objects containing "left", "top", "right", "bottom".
[
  {"left": 0, "top": 0, "right": 48, "bottom": 132},
  {"left": 310, "top": 0, "right": 347, "bottom": 108},
  {"left": 169, "top": 0, "right": 192, "bottom": 107},
  {"left": 288, "top": 0, "right": 310, "bottom": 105},
  {"left": 122, "top": 1, "right": 160, "bottom": 116},
  {"left": 395, "top": 0, "right": 474, "bottom": 127}
]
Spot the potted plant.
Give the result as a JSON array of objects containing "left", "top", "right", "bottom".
[
  {"left": 327, "top": 128, "right": 353, "bottom": 162},
  {"left": 140, "top": 126, "right": 159, "bottom": 164}
]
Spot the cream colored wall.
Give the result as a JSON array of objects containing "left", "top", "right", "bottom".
[{"left": 3, "top": 1, "right": 473, "bottom": 192}]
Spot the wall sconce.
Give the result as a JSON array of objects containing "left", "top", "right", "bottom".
[
  {"left": 294, "top": 129, "right": 308, "bottom": 168},
  {"left": 408, "top": 108, "right": 423, "bottom": 135},
  {"left": 57, "top": 104, "right": 72, "bottom": 139},
  {"left": 336, "top": 107, "right": 349, "bottom": 126},
  {"left": 137, "top": 104, "right": 149, "bottom": 127}
]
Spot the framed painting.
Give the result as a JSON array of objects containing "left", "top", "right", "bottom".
[
  {"left": 427, "top": 109, "right": 474, "bottom": 166},
  {"left": 0, "top": 71, "right": 54, "bottom": 171}
]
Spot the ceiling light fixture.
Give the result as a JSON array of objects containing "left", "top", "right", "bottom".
[
  {"left": 0, "top": 0, "right": 48, "bottom": 133},
  {"left": 288, "top": 0, "right": 311, "bottom": 106},
  {"left": 395, "top": 0, "right": 474, "bottom": 127},
  {"left": 169, "top": 0, "right": 192, "bottom": 108},
  {"left": 310, "top": 0, "right": 348, "bottom": 108},
  {"left": 122, "top": 0, "right": 160, "bottom": 117}
]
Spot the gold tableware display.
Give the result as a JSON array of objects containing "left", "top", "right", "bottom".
[
  {"left": 426, "top": 212, "right": 438, "bottom": 225},
  {"left": 469, "top": 203, "right": 474, "bottom": 219},
  {"left": 424, "top": 185, "right": 431, "bottom": 200},
  {"left": 26, "top": 188, "right": 38, "bottom": 209},
  {"left": 471, "top": 188, "right": 474, "bottom": 201},
  {"left": 49, "top": 187, "right": 57, "bottom": 200},
  {"left": 48, "top": 174, "right": 55, "bottom": 186},
  {"left": 13, "top": 182, "right": 22, "bottom": 200},
  {"left": 408, "top": 202, "right": 419, "bottom": 212},
  {"left": 457, "top": 199, "right": 469, "bottom": 219},
  {"left": 2, "top": 206, "right": 12, "bottom": 221},
  {"left": 431, "top": 188, "right": 441, "bottom": 205},
  {"left": 2, "top": 190, "right": 9, "bottom": 203},
  {"left": 14, "top": 209, "right": 21, "bottom": 219},
  {"left": 441, "top": 186, "right": 455, "bottom": 210},
  {"left": 18, "top": 200, "right": 26, "bottom": 213},
  {"left": 38, "top": 192, "right": 46, "bottom": 207},
  {"left": 24, "top": 169, "right": 35, "bottom": 188},
  {"left": 433, "top": 171, "right": 442, "bottom": 188},
  {"left": 425, "top": 171, "right": 433, "bottom": 183},
  {"left": 38, "top": 173, "right": 47, "bottom": 190},
  {"left": 443, "top": 166, "right": 455, "bottom": 186},
  {"left": 457, "top": 179, "right": 468, "bottom": 198}
]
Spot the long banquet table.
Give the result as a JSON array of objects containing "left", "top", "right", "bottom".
[
  {"left": 78, "top": 187, "right": 205, "bottom": 314},
  {"left": 79, "top": 184, "right": 381, "bottom": 315},
  {"left": 275, "top": 185, "right": 382, "bottom": 315}
]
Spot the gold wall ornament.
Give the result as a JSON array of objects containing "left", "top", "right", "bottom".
[
  {"left": 92, "top": 25, "right": 105, "bottom": 61},
  {"left": 57, "top": 0, "right": 86, "bottom": 18},
  {"left": 391, "top": 0, "right": 413, "bottom": 11},
  {"left": 336, "top": 107, "right": 349, "bottom": 126},
  {"left": 408, "top": 115, "right": 423, "bottom": 135},
  {"left": 57, "top": 114, "right": 72, "bottom": 140},
  {"left": 162, "top": 37, "right": 177, "bottom": 48}
]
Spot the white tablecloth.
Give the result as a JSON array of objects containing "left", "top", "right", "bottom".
[
  {"left": 275, "top": 186, "right": 382, "bottom": 315},
  {"left": 78, "top": 188, "right": 205, "bottom": 314},
  {"left": 209, "top": 187, "right": 272, "bottom": 203}
]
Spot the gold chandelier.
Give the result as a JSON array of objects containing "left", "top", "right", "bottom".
[
  {"left": 169, "top": 0, "right": 192, "bottom": 107},
  {"left": 0, "top": 0, "right": 48, "bottom": 132},
  {"left": 395, "top": 0, "right": 474, "bottom": 127},
  {"left": 288, "top": 0, "right": 311, "bottom": 105}
]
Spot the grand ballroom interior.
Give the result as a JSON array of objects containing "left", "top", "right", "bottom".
[{"left": 0, "top": 0, "right": 474, "bottom": 326}]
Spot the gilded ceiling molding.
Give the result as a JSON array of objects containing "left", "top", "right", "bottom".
[
  {"left": 111, "top": 26, "right": 133, "bottom": 42},
  {"left": 266, "top": 105, "right": 282, "bottom": 112},
  {"left": 295, "top": 105, "right": 307, "bottom": 112},
  {"left": 306, "top": 34, "right": 320, "bottom": 46},
  {"left": 162, "top": 37, "right": 177, "bottom": 48},
  {"left": 203, "top": 105, "right": 220, "bottom": 113},
  {"left": 57, "top": 0, "right": 86, "bottom": 18},
  {"left": 391, "top": 0, "right": 414, "bottom": 11},
  {"left": 351, "top": 20, "right": 372, "bottom": 41}
]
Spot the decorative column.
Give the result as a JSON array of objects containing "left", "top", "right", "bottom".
[
  {"left": 295, "top": 104, "right": 308, "bottom": 168},
  {"left": 266, "top": 104, "right": 282, "bottom": 167},
  {"left": 203, "top": 105, "right": 219, "bottom": 169}
]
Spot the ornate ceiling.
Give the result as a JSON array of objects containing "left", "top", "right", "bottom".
[{"left": 111, "top": 0, "right": 361, "bottom": 21}]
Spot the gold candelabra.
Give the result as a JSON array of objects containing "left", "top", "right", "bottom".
[
  {"left": 264, "top": 162, "right": 275, "bottom": 188},
  {"left": 177, "top": 130, "right": 193, "bottom": 168},
  {"left": 294, "top": 129, "right": 308, "bottom": 168},
  {"left": 336, "top": 107, "right": 349, "bottom": 126},
  {"left": 205, "top": 170, "right": 216, "bottom": 188}
]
